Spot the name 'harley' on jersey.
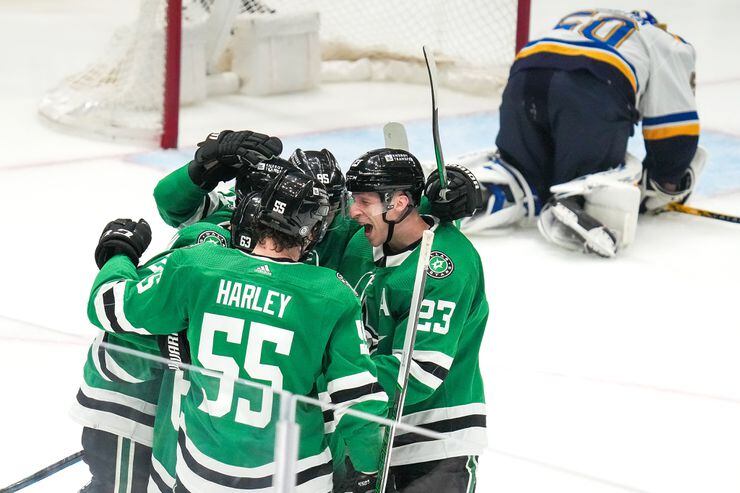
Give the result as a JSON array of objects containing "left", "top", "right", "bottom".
[{"left": 215, "top": 278, "right": 292, "bottom": 318}]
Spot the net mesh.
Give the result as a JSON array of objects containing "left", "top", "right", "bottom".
[{"left": 38, "top": 0, "right": 521, "bottom": 143}]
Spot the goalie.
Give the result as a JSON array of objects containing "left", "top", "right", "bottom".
[{"left": 462, "top": 9, "right": 705, "bottom": 258}]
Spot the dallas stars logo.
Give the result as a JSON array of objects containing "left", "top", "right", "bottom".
[
  {"left": 426, "top": 251, "right": 454, "bottom": 279},
  {"left": 197, "top": 230, "right": 227, "bottom": 247}
]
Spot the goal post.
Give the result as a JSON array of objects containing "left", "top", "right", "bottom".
[
  {"left": 39, "top": 0, "right": 531, "bottom": 149},
  {"left": 162, "top": 0, "right": 182, "bottom": 149}
]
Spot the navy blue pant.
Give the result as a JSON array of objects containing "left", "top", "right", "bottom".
[{"left": 495, "top": 68, "right": 636, "bottom": 201}]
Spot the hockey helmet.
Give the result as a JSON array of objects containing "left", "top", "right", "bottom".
[
  {"left": 235, "top": 156, "right": 296, "bottom": 203},
  {"left": 257, "top": 168, "right": 330, "bottom": 247},
  {"left": 289, "top": 148, "right": 346, "bottom": 212},
  {"left": 231, "top": 191, "right": 263, "bottom": 253},
  {"left": 346, "top": 148, "right": 425, "bottom": 206}
]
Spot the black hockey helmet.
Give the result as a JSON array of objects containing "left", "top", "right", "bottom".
[
  {"left": 257, "top": 168, "right": 330, "bottom": 247},
  {"left": 235, "top": 156, "right": 296, "bottom": 203},
  {"left": 346, "top": 148, "right": 425, "bottom": 206},
  {"left": 289, "top": 148, "right": 346, "bottom": 212},
  {"left": 230, "top": 191, "right": 263, "bottom": 253}
]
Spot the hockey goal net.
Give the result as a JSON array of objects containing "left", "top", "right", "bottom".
[{"left": 38, "top": 0, "right": 530, "bottom": 148}]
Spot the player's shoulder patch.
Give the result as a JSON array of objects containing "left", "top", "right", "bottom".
[
  {"left": 197, "top": 230, "right": 227, "bottom": 247},
  {"left": 426, "top": 250, "right": 454, "bottom": 279}
]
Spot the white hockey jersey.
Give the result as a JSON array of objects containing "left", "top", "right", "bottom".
[{"left": 513, "top": 9, "right": 699, "bottom": 180}]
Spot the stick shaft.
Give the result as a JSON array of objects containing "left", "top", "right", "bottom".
[
  {"left": 666, "top": 203, "right": 740, "bottom": 224},
  {"left": 376, "top": 230, "right": 435, "bottom": 493},
  {"left": 1, "top": 451, "right": 84, "bottom": 492}
]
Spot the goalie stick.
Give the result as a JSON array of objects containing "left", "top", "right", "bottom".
[
  {"left": 383, "top": 122, "right": 409, "bottom": 152},
  {"left": 665, "top": 202, "right": 740, "bottom": 224},
  {"left": 0, "top": 450, "right": 83, "bottom": 492},
  {"left": 376, "top": 229, "right": 435, "bottom": 493}
]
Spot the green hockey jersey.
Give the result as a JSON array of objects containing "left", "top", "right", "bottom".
[
  {"left": 71, "top": 222, "right": 230, "bottom": 448},
  {"left": 153, "top": 164, "right": 236, "bottom": 228},
  {"left": 305, "top": 213, "right": 361, "bottom": 271},
  {"left": 154, "top": 161, "right": 362, "bottom": 272},
  {"left": 339, "top": 217, "right": 489, "bottom": 466},
  {"left": 88, "top": 244, "right": 387, "bottom": 491}
]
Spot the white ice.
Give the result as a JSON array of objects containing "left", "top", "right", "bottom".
[{"left": 1, "top": 0, "right": 739, "bottom": 492}]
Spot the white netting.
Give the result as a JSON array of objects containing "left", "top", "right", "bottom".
[
  {"left": 39, "top": 0, "right": 171, "bottom": 141},
  {"left": 39, "top": 0, "right": 521, "bottom": 143},
  {"left": 268, "top": 0, "right": 518, "bottom": 94}
]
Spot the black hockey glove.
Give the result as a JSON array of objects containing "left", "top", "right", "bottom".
[
  {"left": 94, "top": 218, "right": 152, "bottom": 269},
  {"left": 425, "top": 164, "right": 484, "bottom": 222},
  {"left": 188, "top": 130, "right": 283, "bottom": 190}
]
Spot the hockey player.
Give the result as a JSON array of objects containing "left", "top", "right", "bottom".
[
  {"left": 288, "top": 148, "right": 356, "bottom": 270},
  {"left": 155, "top": 129, "right": 483, "bottom": 268},
  {"left": 339, "top": 148, "right": 489, "bottom": 492},
  {"left": 88, "top": 169, "right": 388, "bottom": 493},
  {"left": 75, "top": 219, "right": 231, "bottom": 493},
  {"left": 467, "top": 9, "right": 704, "bottom": 257}
]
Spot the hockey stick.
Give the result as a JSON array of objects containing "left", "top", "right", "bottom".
[
  {"left": 0, "top": 450, "right": 83, "bottom": 492},
  {"left": 665, "top": 202, "right": 740, "bottom": 224},
  {"left": 376, "top": 229, "right": 435, "bottom": 493},
  {"left": 422, "top": 46, "right": 448, "bottom": 199},
  {"left": 422, "top": 46, "right": 463, "bottom": 229},
  {"left": 383, "top": 122, "right": 409, "bottom": 152}
]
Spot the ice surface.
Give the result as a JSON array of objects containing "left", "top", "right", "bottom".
[{"left": 1, "top": 1, "right": 739, "bottom": 492}]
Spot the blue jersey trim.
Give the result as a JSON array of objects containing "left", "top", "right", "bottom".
[{"left": 643, "top": 111, "right": 699, "bottom": 126}]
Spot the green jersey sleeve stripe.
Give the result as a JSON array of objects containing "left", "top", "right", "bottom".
[
  {"left": 330, "top": 382, "right": 385, "bottom": 404},
  {"left": 94, "top": 335, "right": 145, "bottom": 384},
  {"left": 179, "top": 191, "right": 219, "bottom": 228},
  {"left": 392, "top": 351, "right": 452, "bottom": 391},
  {"left": 75, "top": 389, "right": 155, "bottom": 429},
  {"left": 149, "top": 458, "right": 175, "bottom": 492},
  {"left": 94, "top": 281, "right": 154, "bottom": 336},
  {"left": 326, "top": 370, "right": 376, "bottom": 395},
  {"left": 392, "top": 414, "right": 486, "bottom": 447}
]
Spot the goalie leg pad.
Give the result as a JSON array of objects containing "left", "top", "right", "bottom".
[
  {"left": 584, "top": 181, "right": 641, "bottom": 248},
  {"left": 538, "top": 197, "right": 618, "bottom": 258},
  {"left": 548, "top": 151, "right": 642, "bottom": 248}
]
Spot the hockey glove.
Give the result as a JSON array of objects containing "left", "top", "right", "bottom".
[
  {"left": 425, "top": 164, "right": 484, "bottom": 222},
  {"left": 640, "top": 168, "right": 694, "bottom": 213},
  {"left": 640, "top": 146, "right": 707, "bottom": 213},
  {"left": 188, "top": 130, "right": 283, "bottom": 190},
  {"left": 94, "top": 218, "right": 152, "bottom": 269}
]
